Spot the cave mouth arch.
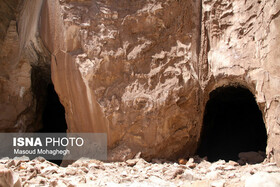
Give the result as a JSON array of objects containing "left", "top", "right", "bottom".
[{"left": 196, "top": 86, "right": 267, "bottom": 162}]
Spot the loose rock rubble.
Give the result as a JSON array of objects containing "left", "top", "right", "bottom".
[{"left": 1, "top": 155, "right": 280, "bottom": 187}]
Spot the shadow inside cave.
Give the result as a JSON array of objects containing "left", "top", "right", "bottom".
[
  {"left": 37, "top": 83, "right": 67, "bottom": 165},
  {"left": 196, "top": 86, "right": 267, "bottom": 163},
  {"left": 39, "top": 84, "right": 67, "bottom": 133}
]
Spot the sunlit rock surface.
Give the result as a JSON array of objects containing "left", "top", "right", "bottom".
[{"left": 0, "top": 0, "right": 279, "bottom": 165}]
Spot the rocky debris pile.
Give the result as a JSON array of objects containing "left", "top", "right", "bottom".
[{"left": 0, "top": 154, "right": 280, "bottom": 187}]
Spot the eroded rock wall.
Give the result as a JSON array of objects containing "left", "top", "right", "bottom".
[
  {"left": 40, "top": 0, "right": 202, "bottom": 160},
  {"left": 39, "top": 0, "right": 280, "bottom": 163}
]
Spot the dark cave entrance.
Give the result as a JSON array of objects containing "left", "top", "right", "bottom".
[
  {"left": 31, "top": 59, "right": 68, "bottom": 165},
  {"left": 39, "top": 83, "right": 67, "bottom": 165},
  {"left": 31, "top": 64, "right": 67, "bottom": 133},
  {"left": 31, "top": 68, "right": 67, "bottom": 165},
  {"left": 31, "top": 66, "right": 67, "bottom": 133},
  {"left": 196, "top": 86, "right": 267, "bottom": 162},
  {"left": 39, "top": 83, "right": 67, "bottom": 133}
]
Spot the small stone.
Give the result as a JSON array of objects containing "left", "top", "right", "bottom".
[
  {"left": 59, "top": 174, "right": 66, "bottom": 178},
  {"left": 216, "top": 160, "right": 226, "bottom": 165},
  {"left": 134, "top": 152, "right": 142, "bottom": 159},
  {"left": 126, "top": 159, "right": 138, "bottom": 167},
  {"left": 228, "top": 160, "right": 239, "bottom": 166},
  {"left": 19, "top": 165, "right": 26, "bottom": 170},
  {"left": 178, "top": 158, "right": 188, "bottom": 165},
  {"left": 7, "top": 160, "right": 16, "bottom": 167},
  {"left": 224, "top": 165, "right": 236, "bottom": 171},
  {"left": 187, "top": 162, "right": 197, "bottom": 169},
  {"left": 28, "top": 171, "right": 37, "bottom": 180},
  {"left": 188, "top": 158, "right": 195, "bottom": 163},
  {"left": 65, "top": 167, "right": 77, "bottom": 175}
]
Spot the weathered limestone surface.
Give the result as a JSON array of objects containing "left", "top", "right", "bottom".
[
  {"left": 0, "top": 0, "right": 280, "bottom": 165},
  {"left": 40, "top": 0, "right": 202, "bottom": 160}
]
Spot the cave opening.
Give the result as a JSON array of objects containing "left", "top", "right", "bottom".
[
  {"left": 38, "top": 83, "right": 67, "bottom": 165},
  {"left": 31, "top": 65, "right": 67, "bottom": 133},
  {"left": 196, "top": 86, "right": 267, "bottom": 163},
  {"left": 31, "top": 65, "right": 67, "bottom": 165},
  {"left": 39, "top": 83, "right": 67, "bottom": 133}
]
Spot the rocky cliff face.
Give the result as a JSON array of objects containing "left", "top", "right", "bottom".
[
  {"left": 0, "top": 0, "right": 280, "bottom": 165},
  {"left": 39, "top": 0, "right": 202, "bottom": 160}
]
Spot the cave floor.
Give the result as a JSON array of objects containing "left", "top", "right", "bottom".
[{"left": 1, "top": 156, "right": 280, "bottom": 187}]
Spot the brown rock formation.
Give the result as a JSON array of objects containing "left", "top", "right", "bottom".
[
  {"left": 0, "top": 0, "right": 50, "bottom": 132},
  {"left": 39, "top": 0, "right": 202, "bottom": 160},
  {"left": 0, "top": 0, "right": 280, "bottom": 165}
]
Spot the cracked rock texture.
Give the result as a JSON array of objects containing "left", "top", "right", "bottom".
[
  {"left": 0, "top": 0, "right": 280, "bottom": 165},
  {"left": 40, "top": 0, "right": 202, "bottom": 160}
]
